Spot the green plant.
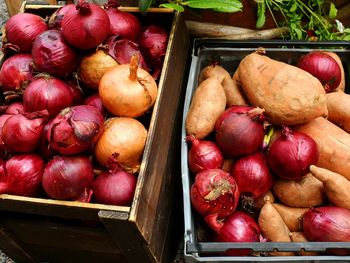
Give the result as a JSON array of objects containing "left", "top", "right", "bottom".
[{"left": 255, "top": 0, "right": 350, "bottom": 40}]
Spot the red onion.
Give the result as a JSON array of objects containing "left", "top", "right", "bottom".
[
  {"left": 3, "top": 13, "right": 47, "bottom": 53},
  {"left": 267, "top": 126, "right": 319, "bottom": 180},
  {"left": 139, "top": 25, "right": 168, "bottom": 79},
  {"left": 39, "top": 120, "right": 56, "bottom": 160},
  {"left": 93, "top": 158, "right": 136, "bottom": 205},
  {"left": 5, "top": 102, "right": 25, "bottom": 115},
  {"left": 104, "top": 0, "right": 141, "bottom": 41},
  {"left": 48, "top": 4, "right": 75, "bottom": 30},
  {"left": 186, "top": 135, "right": 223, "bottom": 175},
  {"left": 2, "top": 111, "right": 48, "bottom": 153},
  {"left": 191, "top": 169, "right": 240, "bottom": 220},
  {"left": 0, "top": 114, "right": 11, "bottom": 157},
  {"left": 62, "top": 0, "right": 110, "bottom": 50},
  {"left": 231, "top": 152, "right": 273, "bottom": 206},
  {"left": 298, "top": 51, "right": 341, "bottom": 93},
  {"left": 32, "top": 30, "right": 79, "bottom": 78},
  {"left": 23, "top": 76, "right": 75, "bottom": 118},
  {"left": 108, "top": 39, "right": 149, "bottom": 70},
  {"left": 42, "top": 155, "right": 94, "bottom": 201},
  {"left": 0, "top": 154, "right": 44, "bottom": 197},
  {"left": 213, "top": 211, "right": 260, "bottom": 256},
  {"left": 215, "top": 106, "right": 265, "bottom": 158},
  {"left": 0, "top": 54, "right": 34, "bottom": 92},
  {"left": 84, "top": 94, "right": 105, "bottom": 115},
  {"left": 66, "top": 79, "right": 85, "bottom": 105},
  {"left": 303, "top": 206, "right": 350, "bottom": 242},
  {"left": 48, "top": 105, "right": 104, "bottom": 155}
]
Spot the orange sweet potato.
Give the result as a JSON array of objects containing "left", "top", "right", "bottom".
[
  {"left": 326, "top": 91, "right": 350, "bottom": 133},
  {"left": 237, "top": 50, "right": 328, "bottom": 125},
  {"left": 296, "top": 117, "right": 350, "bottom": 180},
  {"left": 185, "top": 78, "right": 226, "bottom": 139},
  {"left": 255, "top": 190, "right": 274, "bottom": 209},
  {"left": 273, "top": 203, "right": 308, "bottom": 232}
]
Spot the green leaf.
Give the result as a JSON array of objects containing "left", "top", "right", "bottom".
[
  {"left": 256, "top": 2, "right": 266, "bottom": 29},
  {"left": 329, "top": 3, "right": 337, "bottom": 20},
  {"left": 182, "top": 0, "right": 242, "bottom": 10},
  {"left": 211, "top": 6, "right": 241, "bottom": 13},
  {"left": 159, "top": 3, "right": 185, "bottom": 12},
  {"left": 289, "top": 3, "right": 297, "bottom": 12},
  {"left": 139, "top": 0, "right": 153, "bottom": 14}
]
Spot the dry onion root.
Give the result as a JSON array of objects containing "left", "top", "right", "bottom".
[
  {"left": 99, "top": 54, "right": 158, "bottom": 117},
  {"left": 94, "top": 117, "right": 147, "bottom": 173}
]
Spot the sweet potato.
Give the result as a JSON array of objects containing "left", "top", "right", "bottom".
[
  {"left": 273, "top": 203, "right": 308, "bottom": 232},
  {"left": 296, "top": 117, "right": 350, "bottom": 180},
  {"left": 198, "top": 65, "right": 248, "bottom": 106},
  {"left": 258, "top": 202, "right": 295, "bottom": 256},
  {"left": 323, "top": 51, "right": 345, "bottom": 92},
  {"left": 310, "top": 165, "right": 350, "bottom": 210},
  {"left": 273, "top": 173, "right": 326, "bottom": 207},
  {"left": 255, "top": 190, "right": 274, "bottom": 209},
  {"left": 290, "top": 232, "right": 318, "bottom": 256},
  {"left": 237, "top": 50, "right": 328, "bottom": 125},
  {"left": 186, "top": 78, "right": 226, "bottom": 139},
  {"left": 326, "top": 91, "right": 350, "bottom": 133}
]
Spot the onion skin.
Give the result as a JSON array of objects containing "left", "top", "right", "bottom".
[
  {"left": 62, "top": 1, "right": 110, "bottom": 50},
  {"left": 0, "top": 154, "right": 44, "bottom": 197},
  {"left": 48, "top": 105, "right": 104, "bottom": 155},
  {"left": 42, "top": 155, "right": 94, "bottom": 201},
  {"left": 23, "top": 76, "right": 75, "bottom": 118},
  {"left": 267, "top": 127, "right": 319, "bottom": 180},
  {"left": 78, "top": 49, "right": 118, "bottom": 90},
  {"left": 0, "top": 54, "right": 34, "bottom": 92},
  {"left": 95, "top": 117, "right": 147, "bottom": 173},
  {"left": 187, "top": 135, "right": 223, "bottom": 175},
  {"left": 84, "top": 94, "right": 105, "bottom": 115},
  {"left": 0, "top": 114, "right": 12, "bottom": 157},
  {"left": 48, "top": 4, "right": 75, "bottom": 30},
  {"left": 303, "top": 206, "right": 350, "bottom": 242},
  {"left": 231, "top": 152, "right": 273, "bottom": 200},
  {"left": 99, "top": 55, "right": 157, "bottom": 117},
  {"left": 32, "top": 30, "right": 79, "bottom": 78},
  {"left": 5, "top": 102, "right": 25, "bottom": 115},
  {"left": 190, "top": 169, "right": 240, "bottom": 219},
  {"left": 215, "top": 106, "right": 265, "bottom": 158},
  {"left": 3, "top": 13, "right": 48, "bottom": 53}
]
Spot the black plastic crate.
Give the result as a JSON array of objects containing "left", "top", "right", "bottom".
[{"left": 181, "top": 39, "right": 350, "bottom": 262}]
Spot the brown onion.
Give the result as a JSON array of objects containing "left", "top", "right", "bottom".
[
  {"left": 99, "top": 54, "right": 157, "bottom": 117},
  {"left": 95, "top": 117, "right": 147, "bottom": 173},
  {"left": 78, "top": 49, "right": 118, "bottom": 90}
]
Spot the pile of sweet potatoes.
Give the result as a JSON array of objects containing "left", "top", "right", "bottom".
[{"left": 185, "top": 48, "right": 350, "bottom": 257}]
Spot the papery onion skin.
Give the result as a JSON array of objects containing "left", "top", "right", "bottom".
[
  {"left": 215, "top": 106, "right": 265, "bottom": 158},
  {"left": 99, "top": 55, "right": 157, "bottom": 117},
  {"left": 93, "top": 166, "right": 136, "bottom": 206},
  {"left": 303, "top": 206, "right": 350, "bottom": 242},
  {"left": 32, "top": 30, "right": 79, "bottom": 78},
  {"left": 0, "top": 114, "right": 12, "bottom": 157},
  {"left": 48, "top": 105, "right": 104, "bottom": 155},
  {"left": 3, "top": 13, "right": 48, "bottom": 53},
  {"left": 62, "top": 1, "right": 110, "bottom": 50},
  {"left": 104, "top": 0, "right": 141, "bottom": 41},
  {"left": 42, "top": 155, "right": 94, "bottom": 201},
  {"left": 187, "top": 135, "right": 223, "bottom": 175},
  {"left": 5, "top": 102, "right": 25, "bottom": 115},
  {"left": 298, "top": 51, "right": 342, "bottom": 93},
  {"left": 0, "top": 54, "right": 34, "bottom": 92},
  {"left": 39, "top": 120, "right": 56, "bottom": 160},
  {"left": 215, "top": 211, "right": 261, "bottom": 256},
  {"left": 190, "top": 169, "right": 240, "bottom": 219},
  {"left": 94, "top": 117, "right": 147, "bottom": 173},
  {"left": 23, "top": 76, "right": 75, "bottom": 118},
  {"left": 231, "top": 152, "right": 273, "bottom": 199},
  {"left": 0, "top": 154, "right": 44, "bottom": 197},
  {"left": 84, "top": 94, "right": 105, "bottom": 115},
  {"left": 78, "top": 49, "right": 118, "bottom": 90},
  {"left": 48, "top": 4, "right": 75, "bottom": 30},
  {"left": 2, "top": 111, "right": 48, "bottom": 153},
  {"left": 267, "top": 127, "right": 319, "bottom": 180}
]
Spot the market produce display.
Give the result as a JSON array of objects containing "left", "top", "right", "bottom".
[
  {"left": 185, "top": 48, "right": 350, "bottom": 256},
  {"left": 0, "top": 0, "right": 169, "bottom": 206}
]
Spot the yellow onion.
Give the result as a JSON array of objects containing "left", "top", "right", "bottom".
[
  {"left": 78, "top": 49, "right": 118, "bottom": 90},
  {"left": 95, "top": 117, "right": 147, "bottom": 173},
  {"left": 99, "top": 54, "right": 158, "bottom": 117}
]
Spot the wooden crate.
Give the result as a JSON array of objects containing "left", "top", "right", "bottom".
[{"left": 0, "top": 3, "right": 190, "bottom": 263}]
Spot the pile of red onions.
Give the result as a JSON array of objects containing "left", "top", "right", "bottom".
[
  {"left": 267, "top": 126, "right": 319, "bottom": 180},
  {"left": 215, "top": 106, "right": 265, "bottom": 158},
  {"left": 298, "top": 51, "right": 342, "bottom": 93},
  {"left": 186, "top": 135, "right": 223, "bottom": 175}
]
